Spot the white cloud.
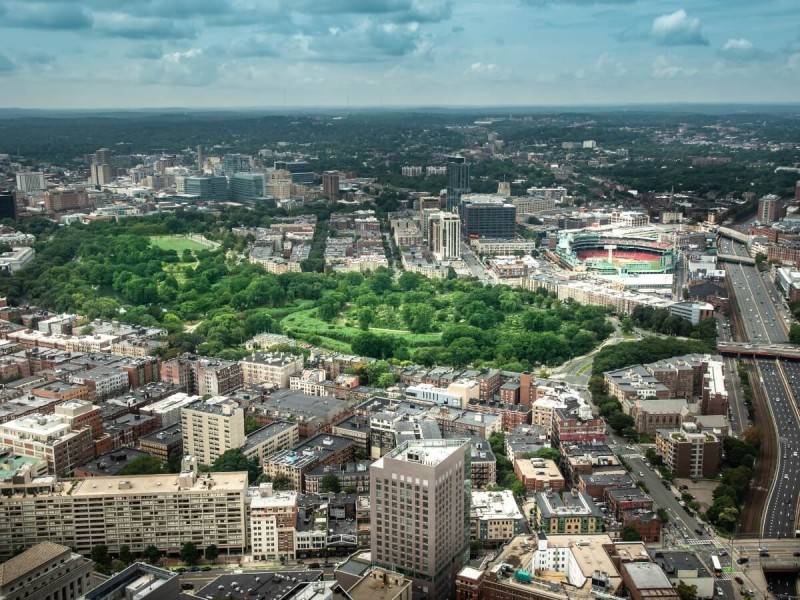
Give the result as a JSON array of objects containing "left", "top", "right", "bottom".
[
  {"left": 718, "top": 38, "right": 770, "bottom": 65},
  {"left": 652, "top": 55, "right": 698, "bottom": 78},
  {"left": 652, "top": 9, "right": 709, "bottom": 46}
]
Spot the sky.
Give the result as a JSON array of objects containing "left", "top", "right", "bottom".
[{"left": 0, "top": 0, "right": 799, "bottom": 109}]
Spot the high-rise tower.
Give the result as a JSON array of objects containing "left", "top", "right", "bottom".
[
  {"left": 446, "top": 155, "right": 469, "bottom": 213},
  {"left": 370, "top": 439, "right": 471, "bottom": 600}
]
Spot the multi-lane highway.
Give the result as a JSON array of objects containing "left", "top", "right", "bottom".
[
  {"left": 760, "top": 359, "right": 800, "bottom": 538},
  {"left": 721, "top": 236, "right": 800, "bottom": 542}
]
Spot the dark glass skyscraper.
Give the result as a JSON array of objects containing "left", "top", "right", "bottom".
[
  {"left": 446, "top": 155, "right": 469, "bottom": 213},
  {"left": 0, "top": 191, "right": 16, "bottom": 221}
]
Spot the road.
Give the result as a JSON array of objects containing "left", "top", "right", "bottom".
[
  {"left": 460, "top": 242, "right": 494, "bottom": 283},
  {"left": 717, "top": 317, "right": 751, "bottom": 435}
]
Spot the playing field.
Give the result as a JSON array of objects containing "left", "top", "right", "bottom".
[{"left": 149, "top": 236, "right": 211, "bottom": 253}]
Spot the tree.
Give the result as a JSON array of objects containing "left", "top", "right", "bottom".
[
  {"left": 675, "top": 582, "right": 698, "bottom": 600},
  {"left": 533, "top": 448, "right": 561, "bottom": 461},
  {"left": 117, "top": 455, "right": 164, "bottom": 476},
  {"left": 320, "top": 473, "right": 342, "bottom": 493},
  {"left": 211, "top": 448, "right": 261, "bottom": 484},
  {"left": 167, "top": 450, "right": 183, "bottom": 473},
  {"left": 657, "top": 508, "right": 670, "bottom": 523},
  {"left": 204, "top": 544, "right": 219, "bottom": 563},
  {"left": 245, "top": 415, "right": 262, "bottom": 435},
  {"left": 119, "top": 545, "right": 134, "bottom": 565},
  {"left": 180, "top": 542, "right": 200, "bottom": 565},
  {"left": 272, "top": 474, "right": 291, "bottom": 490},
  {"left": 91, "top": 544, "right": 111, "bottom": 570},
  {"left": 619, "top": 524, "right": 642, "bottom": 541},
  {"left": 142, "top": 545, "right": 161, "bottom": 564},
  {"left": 357, "top": 307, "right": 374, "bottom": 330}
]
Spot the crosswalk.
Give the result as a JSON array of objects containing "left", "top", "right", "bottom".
[
  {"left": 685, "top": 539, "right": 717, "bottom": 546},
  {"left": 620, "top": 453, "right": 642, "bottom": 459}
]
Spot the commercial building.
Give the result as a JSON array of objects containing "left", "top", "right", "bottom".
[
  {"left": 427, "top": 211, "right": 461, "bottom": 260},
  {"left": 139, "top": 392, "right": 200, "bottom": 427},
  {"left": 528, "top": 534, "right": 622, "bottom": 594},
  {"left": 512, "top": 196, "right": 557, "bottom": 214},
  {"left": 531, "top": 489, "right": 602, "bottom": 534},
  {"left": 222, "top": 153, "right": 250, "bottom": 176},
  {"left": 655, "top": 424, "right": 720, "bottom": 478},
  {"left": 460, "top": 195, "right": 516, "bottom": 239},
  {"left": 0, "top": 541, "right": 93, "bottom": 600},
  {"left": 323, "top": 171, "right": 340, "bottom": 201},
  {"left": 82, "top": 563, "right": 180, "bottom": 600},
  {"left": 775, "top": 266, "right": 800, "bottom": 302},
  {"left": 0, "top": 191, "right": 16, "bottom": 221},
  {"left": 620, "top": 562, "right": 680, "bottom": 600},
  {"left": 239, "top": 352, "right": 304, "bottom": 387},
  {"left": 446, "top": 155, "right": 469, "bottom": 213},
  {"left": 470, "top": 490, "right": 524, "bottom": 546},
  {"left": 650, "top": 550, "right": 715, "bottom": 599},
  {"left": 305, "top": 461, "right": 371, "bottom": 494},
  {"left": 182, "top": 176, "right": 229, "bottom": 201},
  {"left": 0, "top": 414, "right": 93, "bottom": 476},
  {"left": 181, "top": 397, "right": 245, "bottom": 465},
  {"left": 44, "top": 188, "right": 90, "bottom": 212},
  {"left": 230, "top": 173, "right": 266, "bottom": 204},
  {"left": 758, "top": 194, "right": 786, "bottom": 223},
  {"left": 0, "top": 458, "right": 248, "bottom": 558},
  {"left": 370, "top": 439, "right": 471, "bottom": 599},
  {"left": 14, "top": 172, "right": 45, "bottom": 193}
]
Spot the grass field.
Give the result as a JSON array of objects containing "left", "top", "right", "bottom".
[
  {"left": 149, "top": 235, "right": 211, "bottom": 253},
  {"left": 281, "top": 308, "right": 442, "bottom": 350}
]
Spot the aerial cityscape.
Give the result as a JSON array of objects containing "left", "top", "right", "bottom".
[{"left": 1, "top": 2, "right": 800, "bottom": 600}]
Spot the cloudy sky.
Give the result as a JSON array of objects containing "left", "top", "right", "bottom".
[{"left": 0, "top": 0, "right": 798, "bottom": 108}]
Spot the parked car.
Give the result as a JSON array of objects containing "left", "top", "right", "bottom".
[
  {"left": 737, "top": 557, "right": 749, "bottom": 565},
  {"left": 734, "top": 577, "right": 744, "bottom": 585}
]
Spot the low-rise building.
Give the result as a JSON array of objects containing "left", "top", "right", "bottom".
[
  {"left": 241, "top": 420, "right": 299, "bottom": 465},
  {"left": 138, "top": 392, "right": 200, "bottom": 426},
  {"left": 650, "top": 550, "right": 715, "bottom": 599},
  {"left": 531, "top": 490, "right": 602, "bottom": 534},
  {"left": 82, "top": 563, "right": 180, "bottom": 600},
  {"left": 655, "top": 424, "right": 720, "bottom": 478},
  {"left": 0, "top": 414, "right": 93, "bottom": 476},
  {"left": 620, "top": 561, "right": 679, "bottom": 600},
  {"left": 304, "top": 461, "right": 371, "bottom": 494},
  {"left": 138, "top": 424, "right": 183, "bottom": 461},
  {"left": 263, "top": 434, "right": 356, "bottom": 492},
  {"left": 514, "top": 458, "right": 565, "bottom": 493},
  {"left": 239, "top": 352, "right": 304, "bottom": 387},
  {"left": 470, "top": 490, "right": 525, "bottom": 546}
]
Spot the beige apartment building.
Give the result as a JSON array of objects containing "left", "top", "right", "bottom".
[
  {"left": 0, "top": 458, "right": 248, "bottom": 558},
  {"left": 239, "top": 352, "right": 304, "bottom": 387},
  {"left": 249, "top": 484, "right": 299, "bottom": 561},
  {"left": 370, "top": 439, "right": 471, "bottom": 600},
  {"left": 181, "top": 397, "right": 245, "bottom": 465}
]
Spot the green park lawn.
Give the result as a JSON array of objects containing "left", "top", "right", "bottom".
[
  {"left": 149, "top": 235, "right": 210, "bottom": 253},
  {"left": 281, "top": 308, "right": 442, "bottom": 350}
]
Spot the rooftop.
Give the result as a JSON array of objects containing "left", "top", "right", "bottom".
[
  {"left": 242, "top": 421, "right": 297, "bottom": 451},
  {"left": 472, "top": 490, "right": 524, "bottom": 521},
  {"left": 0, "top": 541, "right": 71, "bottom": 586},
  {"left": 139, "top": 424, "right": 183, "bottom": 447},
  {"left": 60, "top": 470, "right": 249, "bottom": 497},
  {"left": 196, "top": 570, "right": 322, "bottom": 600},
  {"left": 77, "top": 447, "right": 151, "bottom": 476},
  {"left": 623, "top": 562, "right": 672, "bottom": 590}
]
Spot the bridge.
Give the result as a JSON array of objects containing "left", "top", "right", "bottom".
[
  {"left": 717, "top": 341, "right": 800, "bottom": 360},
  {"left": 717, "top": 254, "right": 756, "bottom": 265}
]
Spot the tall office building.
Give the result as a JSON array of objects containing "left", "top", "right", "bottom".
[
  {"left": 222, "top": 153, "right": 251, "bottom": 177},
  {"left": 323, "top": 171, "right": 340, "bottom": 201},
  {"left": 90, "top": 163, "right": 112, "bottom": 187},
  {"left": 274, "top": 160, "right": 315, "bottom": 185},
  {"left": 460, "top": 195, "right": 517, "bottom": 239},
  {"left": 183, "top": 176, "right": 229, "bottom": 201},
  {"left": 15, "top": 172, "right": 45, "bottom": 193},
  {"left": 446, "top": 155, "right": 469, "bottom": 213},
  {"left": 428, "top": 211, "right": 461, "bottom": 260},
  {"left": 0, "top": 191, "right": 16, "bottom": 221},
  {"left": 370, "top": 439, "right": 471, "bottom": 600},
  {"left": 758, "top": 194, "right": 786, "bottom": 223},
  {"left": 231, "top": 173, "right": 266, "bottom": 204},
  {"left": 94, "top": 148, "right": 113, "bottom": 166}
]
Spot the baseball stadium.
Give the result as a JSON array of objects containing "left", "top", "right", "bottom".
[{"left": 550, "top": 232, "right": 676, "bottom": 276}]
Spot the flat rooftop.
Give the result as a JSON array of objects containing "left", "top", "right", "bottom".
[
  {"left": 139, "top": 425, "right": 183, "bottom": 447},
  {"left": 61, "top": 471, "right": 248, "bottom": 497},
  {"left": 196, "top": 570, "right": 322, "bottom": 600}
]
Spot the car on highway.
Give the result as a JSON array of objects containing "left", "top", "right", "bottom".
[{"left": 716, "top": 587, "right": 723, "bottom": 596}]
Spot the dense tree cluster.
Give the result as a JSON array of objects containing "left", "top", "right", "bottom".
[
  {"left": 591, "top": 337, "right": 714, "bottom": 377},
  {"left": 629, "top": 306, "right": 717, "bottom": 345}
]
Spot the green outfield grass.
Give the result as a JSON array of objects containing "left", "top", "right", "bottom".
[{"left": 149, "top": 235, "right": 211, "bottom": 253}]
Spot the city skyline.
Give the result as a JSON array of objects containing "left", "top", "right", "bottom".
[{"left": 0, "top": 0, "right": 798, "bottom": 109}]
